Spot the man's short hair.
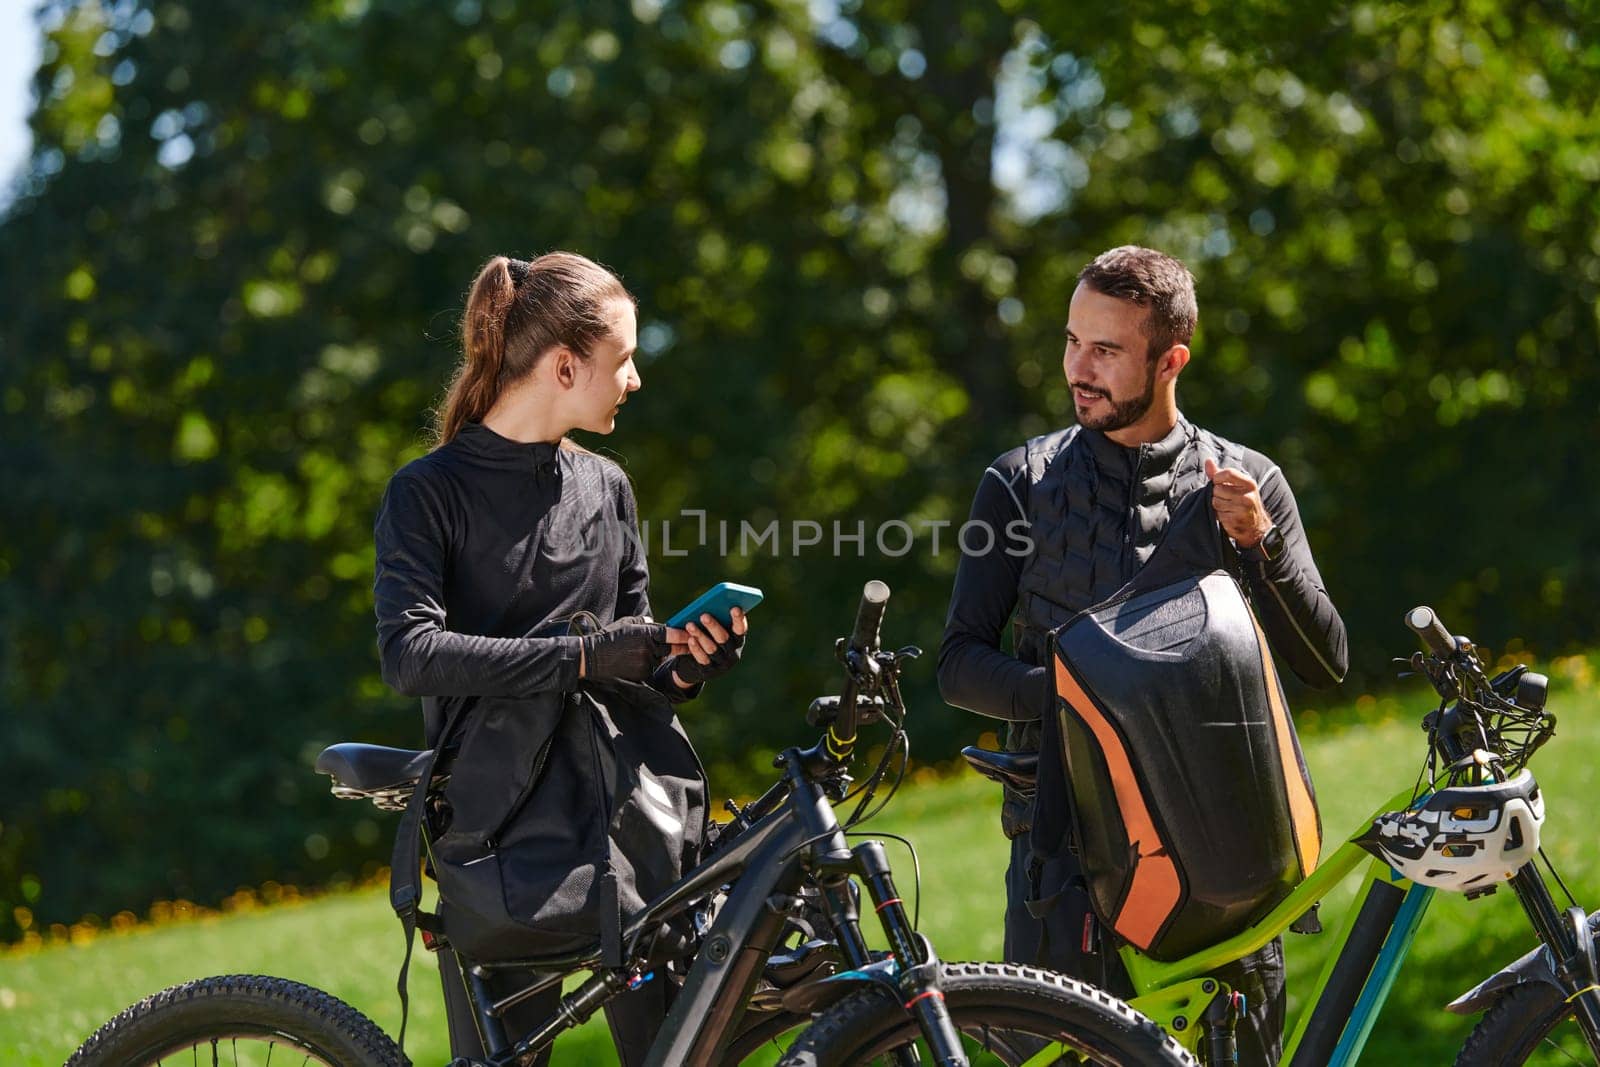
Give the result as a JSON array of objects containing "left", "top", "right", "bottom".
[{"left": 1077, "top": 246, "right": 1198, "bottom": 361}]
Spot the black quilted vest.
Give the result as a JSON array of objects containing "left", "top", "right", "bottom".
[{"left": 1005, "top": 417, "right": 1248, "bottom": 756}]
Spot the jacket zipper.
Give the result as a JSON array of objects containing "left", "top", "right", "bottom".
[{"left": 1124, "top": 445, "right": 1145, "bottom": 578}]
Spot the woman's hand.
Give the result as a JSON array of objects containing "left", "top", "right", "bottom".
[
  {"left": 669, "top": 606, "right": 749, "bottom": 687},
  {"left": 578, "top": 616, "right": 674, "bottom": 682}
]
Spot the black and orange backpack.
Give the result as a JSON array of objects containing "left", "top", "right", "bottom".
[{"left": 1035, "top": 486, "right": 1321, "bottom": 962}]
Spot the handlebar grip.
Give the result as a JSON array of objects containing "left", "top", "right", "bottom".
[
  {"left": 849, "top": 580, "right": 891, "bottom": 653},
  {"left": 1404, "top": 606, "right": 1455, "bottom": 656}
]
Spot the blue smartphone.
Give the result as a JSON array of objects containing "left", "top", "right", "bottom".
[{"left": 666, "top": 582, "right": 764, "bottom": 629}]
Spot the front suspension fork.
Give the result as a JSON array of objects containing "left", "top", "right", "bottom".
[
  {"left": 818, "top": 865, "right": 925, "bottom": 1067},
  {"left": 852, "top": 840, "right": 969, "bottom": 1066},
  {"left": 1510, "top": 865, "right": 1600, "bottom": 1054}
]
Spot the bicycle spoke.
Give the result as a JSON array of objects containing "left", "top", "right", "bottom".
[
  {"left": 1541, "top": 1030, "right": 1585, "bottom": 1065},
  {"left": 113, "top": 1035, "right": 345, "bottom": 1067}
]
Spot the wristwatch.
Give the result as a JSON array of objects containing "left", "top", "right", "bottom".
[{"left": 1242, "top": 524, "right": 1286, "bottom": 564}]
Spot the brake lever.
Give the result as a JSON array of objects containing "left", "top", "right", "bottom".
[{"left": 1410, "top": 650, "right": 1462, "bottom": 701}]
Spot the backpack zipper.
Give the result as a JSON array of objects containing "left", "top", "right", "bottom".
[{"left": 484, "top": 721, "right": 561, "bottom": 851}]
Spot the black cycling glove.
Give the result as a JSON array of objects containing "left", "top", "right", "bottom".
[
  {"left": 581, "top": 616, "right": 672, "bottom": 682},
  {"left": 670, "top": 628, "right": 746, "bottom": 686}
]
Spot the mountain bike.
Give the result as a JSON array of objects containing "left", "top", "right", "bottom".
[
  {"left": 69, "top": 580, "right": 1190, "bottom": 1067},
  {"left": 965, "top": 604, "right": 1599, "bottom": 1065}
]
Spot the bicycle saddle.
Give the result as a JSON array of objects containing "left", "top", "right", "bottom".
[
  {"left": 960, "top": 747, "right": 1039, "bottom": 793},
  {"left": 314, "top": 742, "right": 432, "bottom": 792}
]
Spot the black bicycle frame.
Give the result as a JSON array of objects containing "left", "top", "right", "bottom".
[{"left": 438, "top": 741, "right": 961, "bottom": 1066}]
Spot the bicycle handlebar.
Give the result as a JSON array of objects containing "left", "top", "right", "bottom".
[
  {"left": 849, "top": 580, "right": 890, "bottom": 655},
  {"left": 1405, "top": 605, "right": 1455, "bottom": 657},
  {"left": 832, "top": 580, "right": 890, "bottom": 753},
  {"left": 1401, "top": 602, "right": 1556, "bottom": 775}
]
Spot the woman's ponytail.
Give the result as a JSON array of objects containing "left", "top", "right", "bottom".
[
  {"left": 433, "top": 252, "right": 632, "bottom": 446},
  {"left": 436, "top": 256, "right": 519, "bottom": 444}
]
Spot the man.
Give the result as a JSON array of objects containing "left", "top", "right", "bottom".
[{"left": 937, "top": 245, "right": 1347, "bottom": 1064}]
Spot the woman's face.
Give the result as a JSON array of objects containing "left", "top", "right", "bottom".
[{"left": 571, "top": 298, "right": 641, "bottom": 434}]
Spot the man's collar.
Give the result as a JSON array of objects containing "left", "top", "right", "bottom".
[{"left": 1078, "top": 415, "right": 1191, "bottom": 471}]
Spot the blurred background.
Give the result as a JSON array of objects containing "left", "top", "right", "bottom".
[{"left": 1, "top": 1, "right": 1598, "bottom": 1052}]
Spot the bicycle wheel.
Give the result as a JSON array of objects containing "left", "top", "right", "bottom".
[
  {"left": 725, "top": 1007, "right": 810, "bottom": 1063},
  {"left": 67, "top": 973, "right": 406, "bottom": 1067},
  {"left": 774, "top": 961, "right": 1194, "bottom": 1066},
  {"left": 1455, "top": 980, "right": 1600, "bottom": 1065}
]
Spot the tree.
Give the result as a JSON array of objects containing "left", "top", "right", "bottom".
[{"left": 2, "top": 0, "right": 1596, "bottom": 939}]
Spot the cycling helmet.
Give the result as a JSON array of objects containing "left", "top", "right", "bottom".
[{"left": 1355, "top": 768, "right": 1544, "bottom": 892}]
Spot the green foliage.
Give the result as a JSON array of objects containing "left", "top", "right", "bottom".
[{"left": 2, "top": 0, "right": 1598, "bottom": 940}]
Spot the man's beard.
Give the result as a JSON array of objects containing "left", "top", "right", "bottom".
[{"left": 1073, "top": 366, "right": 1157, "bottom": 432}]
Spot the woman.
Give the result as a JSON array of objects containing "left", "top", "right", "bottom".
[{"left": 373, "top": 252, "right": 747, "bottom": 1063}]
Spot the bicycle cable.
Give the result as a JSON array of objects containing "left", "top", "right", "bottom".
[
  {"left": 847, "top": 829, "right": 923, "bottom": 931},
  {"left": 776, "top": 734, "right": 910, "bottom": 864},
  {"left": 1541, "top": 845, "right": 1581, "bottom": 910},
  {"left": 844, "top": 728, "right": 910, "bottom": 830},
  {"left": 840, "top": 671, "right": 912, "bottom": 830},
  {"left": 1409, "top": 720, "right": 1437, "bottom": 806}
]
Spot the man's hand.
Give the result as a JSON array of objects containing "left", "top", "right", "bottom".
[
  {"left": 1205, "top": 458, "right": 1273, "bottom": 549},
  {"left": 670, "top": 606, "right": 749, "bottom": 687}
]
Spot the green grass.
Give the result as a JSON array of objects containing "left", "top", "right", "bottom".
[{"left": 5, "top": 655, "right": 1598, "bottom": 1065}]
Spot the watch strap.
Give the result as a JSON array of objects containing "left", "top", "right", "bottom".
[{"left": 1243, "top": 524, "right": 1285, "bottom": 563}]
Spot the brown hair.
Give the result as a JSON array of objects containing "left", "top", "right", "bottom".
[
  {"left": 1077, "top": 245, "right": 1198, "bottom": 361},
  {"left": 434, "top": 252, "right": 634, "bottom": 444}
]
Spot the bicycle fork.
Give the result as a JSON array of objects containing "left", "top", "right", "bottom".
[
  {"left": 820, "top": 841, "right": 969, "bottom": 1066},
  {"left": 1510, "top": 864, "right": 1600, "bottom": 1055}
]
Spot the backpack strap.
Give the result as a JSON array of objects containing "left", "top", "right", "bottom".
[
  {"left": 582, "top": 684, "right": 629, "bottom": 970},
  {"left": 1011, "top": 424, "right": 1082, "bottom": 666},
  {"left": 388, "top": 704, "right": 469, "bottom": 1054}
]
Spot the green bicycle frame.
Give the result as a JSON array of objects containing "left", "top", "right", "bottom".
[{"left": 1023, "top": 788, "right": 1431, "bottom": 1066}]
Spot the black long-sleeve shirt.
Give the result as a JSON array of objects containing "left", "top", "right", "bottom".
[
  {"left": 938, "top": 436, "right": 1348, "bottom": 724},
  {"left": 373, "top": 421, "right": 694, "bottom": 743}
]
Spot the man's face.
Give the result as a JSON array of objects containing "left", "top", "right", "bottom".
[{"left": 1062, "top": 283, "right": 1158, "bottom": 432}]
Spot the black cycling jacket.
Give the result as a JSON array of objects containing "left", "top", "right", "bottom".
[
  {"left": 938, "top": 420, "right": 1348, "bottom": 725},
  {"left": 373, "top": 421, "right": 695, "bottom": 743}
]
